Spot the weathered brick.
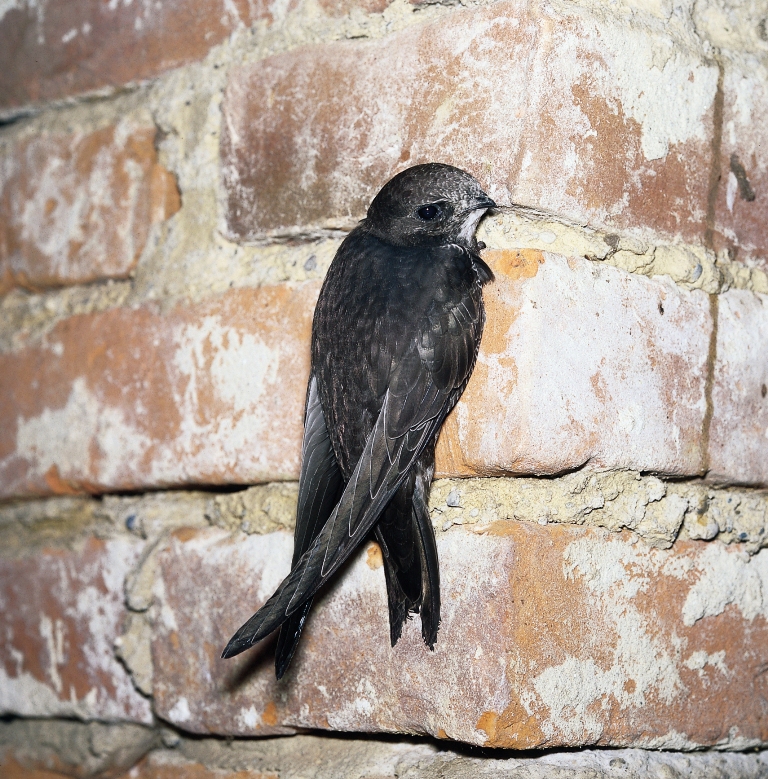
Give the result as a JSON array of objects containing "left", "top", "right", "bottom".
[
  {"left": 436, "top": 251, "right": 712, "bottom": 478},
  {"left": 708, "top": 290, "right": 768, "bottom": 485},
  {"left": 0, "top": 118, "right": 179, "bottom": 293},
  {"left": 0, "top": 283, "right": 317, "bottom": 498},
  {"left": 151, "top": 524, "right": 768, "bottom": 748},
  {"left": 713, "top": 63, "right": 768, "bottom": 271},
  {"left": 0, "top": 0, "right": 270, "bottom": 112},
  {"left": 128, "top": 757, "right": 277, "bottom": 779},
  {"left": 0, "top": 536, "right": 152, "bottom": 722},
  {"left": 0, "top": 252, "right": 720, "bottom": 499},
  {"left": 222, "top": 0, "right": 717, "bottom": 244}
]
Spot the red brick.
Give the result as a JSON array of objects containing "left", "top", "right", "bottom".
[
  {"left": 0, "top": 252, "right": 724, "bottom": 500},
  {"left": 0, "top": 118, "right": 179, "bottom": 293},
  {"left": 0, "top": 0, "right": 270, "bottom": 112},
  {"left": 713, "top": 66, "right": 768, "bottom": 272},
  {"left": 708, "top": 289, "right": 768, "bottom": 485},
  {"left": 222, "top": 0, "right": 717, "bottom": 244},
  {"left": 0, "top": 537, "right": 152, "bottom": 722},
  {"left": 151, "top": 524, "right": 768, "bottom": 748},
  {"left": 0, "top": 283, "right": 317, "bottom": 499}
]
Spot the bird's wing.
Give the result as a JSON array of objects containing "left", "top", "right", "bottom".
[
  {"left": 222, "top": 245, "right": 485, "bottom": 660},
  {"left": 273, "top": 374, "right": 343, "bottom": 677},
  {"left": 221, "top": 388, "right": 443, "bottom": 658}
]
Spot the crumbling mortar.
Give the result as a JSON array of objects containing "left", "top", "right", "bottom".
[
  {"left": 0, "top": 718, "right": 160, "bottom": 779},
  {"left": 479, "top": 209, "right": 768, "bottom": 296},
  {"left": 4, "top": 199, "right": 766, "bottom": 356},
  {"left": 206, "top": 473, "right": 768, "bottom": 553},
  {"left": 3, "top": 475, "right": 766, "bottom": 559}
]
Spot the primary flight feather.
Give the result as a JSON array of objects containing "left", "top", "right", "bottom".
[{"left": 222, "top": 163, "right": 495, "bottom": 678}]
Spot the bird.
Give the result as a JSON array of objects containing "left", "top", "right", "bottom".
[{"left": 221, "top": 163, "right": 496, "bottom": 678}]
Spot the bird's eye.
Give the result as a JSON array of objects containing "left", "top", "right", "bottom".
[{"left": 417, "top": 204, "right": 440, "bottom": 221}]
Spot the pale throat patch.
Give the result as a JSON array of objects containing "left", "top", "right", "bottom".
[{"left": 458, "top": 209, "right": 488, "bottom": 244}]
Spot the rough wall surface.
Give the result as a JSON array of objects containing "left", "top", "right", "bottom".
[{"left": 1, "top": 0, "right": 768, "bottom": 775}]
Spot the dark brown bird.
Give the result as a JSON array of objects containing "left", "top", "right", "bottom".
[{"left": 222, "top": 163, "right": 495, "bottom": 678}]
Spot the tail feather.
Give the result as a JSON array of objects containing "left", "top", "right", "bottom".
[
  {"left": 375, "top": 455, "right": 440, "bottom": 649},
  {"left": 375, "top": 524, "right": 413, "bottom": 647},
  {"left": 274, "top": 599, "right": 314, "bottom": 679},
  {"left": 412, "top": 467, "right": 440, "bottom": 648}
]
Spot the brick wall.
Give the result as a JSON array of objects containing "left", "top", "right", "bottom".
[{"left": 1, "top": 0, "right": 768, "bottom": 775}]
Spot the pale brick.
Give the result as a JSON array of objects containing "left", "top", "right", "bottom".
[
  {"left": 0, "top": 118, "right": 180, "bottom": 293},
  {"left": 0, "top": 283, "right": 317, "bottom": 498},
  {"left": 0, "top": 0, "right": 271, "bottom": 111},
  {"left": 222, "top": 0, "right": 717, "bottom": 244},
  {"left": 714, "top": 62, "right": 768, "bottom": 273},
  {"left": 151, "top": 524, "right": 768, "bottom": 748},
  {"left": 435, "top": 251, "right": 712, "bottom": 478},
  {"left": 0, "top": 537, "right": 152, "bottom": 723},
  {"left": 708, "top": 289, "right": 768, "bottom": 485}
]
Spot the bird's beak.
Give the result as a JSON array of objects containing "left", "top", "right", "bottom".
[{"left": 473, "top": 195, "right": 497, "bottom": 210}]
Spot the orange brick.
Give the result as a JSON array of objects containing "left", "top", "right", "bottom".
[
  {"left": 222, "top": 0, "right": 716, "bottom": 244},
  {"left": 0, "top": 537, "right": 152, "bottom": 722},
  {"left": 0, "top": 118, "right": 179, "bottom": 293},
  {"left": 152, "top": 524, "right": 768, "bottom": 748},
  {"left": 0, "top": 0, "right": 271, "bottom": 111}
]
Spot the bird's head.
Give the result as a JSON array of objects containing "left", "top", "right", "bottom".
[{"left": 365, "top": 163, "right": 496, "bottom": 249}]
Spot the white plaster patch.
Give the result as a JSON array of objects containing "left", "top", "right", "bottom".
[
  {"left": 172, "top": 316, "right": 279, "bottom": 413},
  {"left": 38, "top": 614, "right": 66, "bottom": 694},
  {"left": 0, "top": 538, "right": 151, "bottom": 722},
  {"left": 684, "top": 649, "right": 729, "bottom": 678},
  {"left": 709, "top": 290, "right": 768, "bottom": 485},
  {"left": 0, "top": 0, "right": 24, "bottom": 22},
  {"left": 8, "top": 117, "right": 147, "bottom": 282},
  {"left": 237, "top": 705, "right": 260, "bottom": 729},
  {"left": 600, "top": 35, "right": 719, "bottom": 160},
  {"left": 726, "top": 170, "right": 739, "bottom": 212},
  {"left": 682, "top": 544, "right": 768, "bottom": 626},
  {"left": 168, "top": 696, "right": 192, "bottom": 723},
  {"left": 147, "top": 314, "right": 286, "bottom": 481}
]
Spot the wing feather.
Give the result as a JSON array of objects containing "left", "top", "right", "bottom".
[
  {"left": 221, "top": 392, "right": 443, "bottom": 658},
  {"left": 272, "top": 375, "right": 343, "bottom": 677}
]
